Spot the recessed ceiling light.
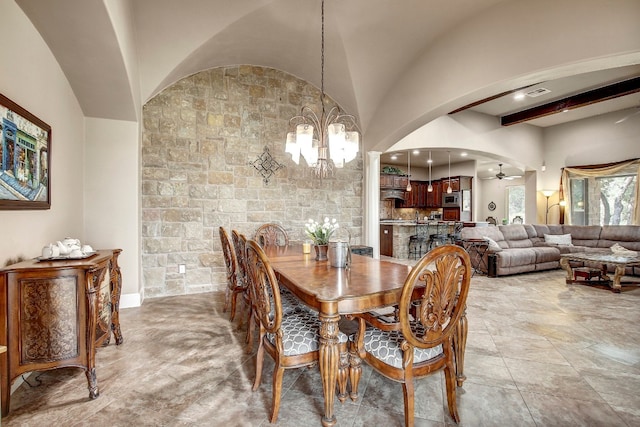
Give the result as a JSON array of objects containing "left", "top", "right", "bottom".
[
  {"left": 513, "top": 92, "right": 526, "bottom": 100},
  {"left": 488, "top": 168, "right": 494, "bottom": 172},
  {"left": 562, "top": 109, "right": 569, "bottom": 113},
  {"left": 390, "top": 155, "right": 397, "bottom": 160},
  {"left": 412, "top": 149, "right": 420, "bottom": 155},
  {"left": 427, "top": 159, "right": 433, "bottom": 164},
  {"left": 460, "top": 152, "right": 468, "bottom": 157}
]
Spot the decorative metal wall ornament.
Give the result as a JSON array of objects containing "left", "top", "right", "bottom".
[{"left": 250, "top": 146, "right": 284, "bottom": 185}]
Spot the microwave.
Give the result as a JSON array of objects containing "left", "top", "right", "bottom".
[{"left": 442, "top": 192, "right": 461, "bottom": 207}]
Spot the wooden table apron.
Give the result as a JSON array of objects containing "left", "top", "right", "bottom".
[{"left": 263, "top": 244, "right": 468, "bottom": 427}]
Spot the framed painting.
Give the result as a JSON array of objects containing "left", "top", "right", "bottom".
[{"left": 0, "top": 93, "right": 51, "bottom": 210}]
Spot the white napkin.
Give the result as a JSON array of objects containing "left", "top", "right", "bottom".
[{"left": 610, "top": 243, "right": 638, "bottom": 257}]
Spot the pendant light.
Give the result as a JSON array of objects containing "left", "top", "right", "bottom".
[
  {"left": 406, "top": 151, "right": 412, "bottom": 191},
  {"left": 427, "top": 151, "right": 433, "bottom": 192},
  {"left": 447, "top": 151, "right": 453, "bottom": 194}
]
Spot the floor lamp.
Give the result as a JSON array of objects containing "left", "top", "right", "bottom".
[{"left": 541, "top": 190, "right": 565, "bottom": 224}]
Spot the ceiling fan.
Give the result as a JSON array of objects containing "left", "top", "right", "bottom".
[{"left": 483, "top": 163, "right": 522, "bottom": 180}]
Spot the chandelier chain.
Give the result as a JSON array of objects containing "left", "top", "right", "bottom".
[{"left": 320, "top": 0, "right": 325, "bottom": 115}]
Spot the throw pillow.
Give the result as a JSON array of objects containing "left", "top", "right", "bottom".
[
  {"left": 484, "top": 237, "right": 502, "bottom": 252},
  {"left": 544, "top": 233, "right": 572, "bottom": 246}
]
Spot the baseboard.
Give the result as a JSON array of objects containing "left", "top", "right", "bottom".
[{"left": 120, "top": 292, "right": 142, "bottom": 308}]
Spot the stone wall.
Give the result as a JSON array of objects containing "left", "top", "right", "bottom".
[{"left": 142, "top": 66, "right": 363, "bottom": 298}]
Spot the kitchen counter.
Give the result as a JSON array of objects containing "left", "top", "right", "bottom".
[{"left": 380, "top": 221, "right": 455, "bottom": 259}]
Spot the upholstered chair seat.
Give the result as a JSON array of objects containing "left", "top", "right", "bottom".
[
  {"left": 362, "top": 322, "right": 443, "bottom": 368},
  {"left": 267, "top": 308, "right": 347, "bottom": 356}
]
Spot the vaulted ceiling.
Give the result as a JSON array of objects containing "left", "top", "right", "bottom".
[{"left": 16, "top": 0, "right": 640, "bottom": 156}]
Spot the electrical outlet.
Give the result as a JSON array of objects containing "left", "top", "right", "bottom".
[{"left": 179, "top": 264, "right": 186, "bottom": 274}]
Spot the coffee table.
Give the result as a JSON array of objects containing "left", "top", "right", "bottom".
[{"left": 559, "top": 252, "right": 640, "bottom": 292}]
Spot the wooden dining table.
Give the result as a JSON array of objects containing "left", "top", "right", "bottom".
[{"left": 262, "top": 244, "right": 468, "bottom": 427}]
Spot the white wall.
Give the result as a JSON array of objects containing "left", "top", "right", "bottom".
[
  {"left": 84, "top": 118, "right": 141, "bottom": 307},
  {"left": 541, "top": 108, "right": 640, "bottom": 189},
  {"left": 1, "top": 3, "right": 142, "bottom": 308},
  {"left": 0, "top": 1, "right": 85, "bottom": 262},
  {"left": 387, "top": 108, "right": 639, "bottom": 224},
  {"left": 366, "top": 0, "right": 640, "bottom": 151}
]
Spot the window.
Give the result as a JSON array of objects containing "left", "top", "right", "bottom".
[
  {"left": 562, "top": 159, "right": 639, "bottom": 226},
  {"left": 506, "top": 185, "right": 525, "bottom": 224}
]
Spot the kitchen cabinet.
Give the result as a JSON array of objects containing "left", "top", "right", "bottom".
[
  {"left": 380, "top": 174, "right": 408, "bottom": 190},
  {"left": 441, "top": 176, "right": 472, "bottom": 193},
  {"left": 442, "top": 177, "right": 459, "bottom": 192},
  {"left": 443, "top": 207, "right": 460, "bottom": 221},
  {"left": 398, "top": 181, "right": 432, "bottom": 208},
  {"left": 426, "top": 180, "right": 442, "bottom": 208},
  {"left": 380, "top": 225, "right": 394, "bottom": 257}
]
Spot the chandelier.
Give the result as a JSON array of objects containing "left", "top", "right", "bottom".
[{"left": 284, "top": 0, "right": 360, "bottom": 178}]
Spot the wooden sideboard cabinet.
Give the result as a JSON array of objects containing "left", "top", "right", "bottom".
[{"left": 0, "top": 249, "right": 123, "bottom": 416}]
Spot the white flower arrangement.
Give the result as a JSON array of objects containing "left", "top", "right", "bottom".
[{"left": 305, "top": 217, "right": 339, "bottom": 245}]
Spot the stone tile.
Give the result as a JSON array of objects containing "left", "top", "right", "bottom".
[
  {"left": 503, "top": 358, "right": 603, "bottom": 402},
  {"left": 4, "top": 271, "right": 640, "bottom": 426},
  {"left": 492, "top": 335, "right": 569, "bottom": 365},
  {"left": 463, "top": 353, "right": 517, "bottom": 390},
  {"left": 454, "top": 382, "right": 536, "bottom": 426},
  {"left": 520, "top": 391, "right": 627, "bottom": 426}
]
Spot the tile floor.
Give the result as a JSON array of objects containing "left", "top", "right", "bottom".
[{"left": 3, "top": 265, "right": 640, "bottom": 426}]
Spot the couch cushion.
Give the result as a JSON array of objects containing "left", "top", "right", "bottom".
[
  {"left": 562, "top": 225, "right": 602, "bottom": 247},
  {"left": 531, "top": 247, "right": 561, "bottom": 263},
  {"left": 499, "top": 224, "right": 533, "bottom": 248},
  {"left": 597, "top": 226, "right": 640, "bottom": 251},
  {"left": 460, "top": 226, "right": 507, "bottom": 248},
  {"left": 495, "top": 248, "right": 536, "bottom": 268},
  {"left": 533, "top": 224, "right": 564, "bottom": 237}
]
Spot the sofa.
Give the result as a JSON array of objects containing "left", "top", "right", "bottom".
[{"left": 459, "top": 224, "right": 640, "bottom": 277}]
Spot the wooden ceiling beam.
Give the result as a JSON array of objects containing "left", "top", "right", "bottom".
[
  {"left": 500, "top": 76, "right": 640, "bottom": 126},
  {"left": 448, "top": 83, "right": 539, "bottom": 115}
]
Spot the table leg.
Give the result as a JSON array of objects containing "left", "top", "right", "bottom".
[
  {"left": 610, "top": 265, "right": 624, "bottom": 293},
  {"left": 453, "top": 306, "right": 468, "bottom": 387},
  {"left": 559, "top": 257, "right": 573, "bottom": 282},
  {"left": 348, "top": 340, "right": 362, "bottom": 401},
  {"left": 319, "top": 307, "right": 340, "bottom": 427}
]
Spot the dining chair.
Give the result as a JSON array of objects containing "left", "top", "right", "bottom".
[
  {"left": 254, "top": 223, "right": 289, "bottom": 247},
  {"left": 245, "top": 239, "right": 349, "bottom": 423},
  {"left": 352, "top": 244, "right": 471, "bottom": 426},
  {"left": 485, "top": 216, "right": 497, "bottom": 225},
  {"left": 219, "top": 227, "right": 245, "bottom": 321},
  {"left": 231, "top": 230, "right": 251, "bottom": 327},
  {"left": 239, "top": 231, "right": 308, "bottom": 354}
]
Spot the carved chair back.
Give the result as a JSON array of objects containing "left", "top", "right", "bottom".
[
  {"left": 254, "top": 223, "right": 289, "bottom": 247},
  {"left": 219, "top": 226, "right": 243, "bottom": 321},
  {"left": 354, "top": 244, "right": 471, "bottom": 426},
  {"left": 486, "top": 216, "right": 497, "bottom": 225}
]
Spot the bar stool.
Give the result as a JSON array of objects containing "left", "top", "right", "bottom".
[
  {"left": 428, "top": 222, "right": 448, "bottom": 250},
  {"left": 408, "top": 234, "right": 428, "bottom": 259},
  {"left": 408, "top": 223, "right": 428, "bottom": 259},
  {"left": 448, "top": 222, "right": 464, "bottom": 244}
]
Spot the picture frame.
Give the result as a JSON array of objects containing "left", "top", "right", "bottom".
[{"left": 0, "top": 93, "right": 51, "bottom": 210}]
